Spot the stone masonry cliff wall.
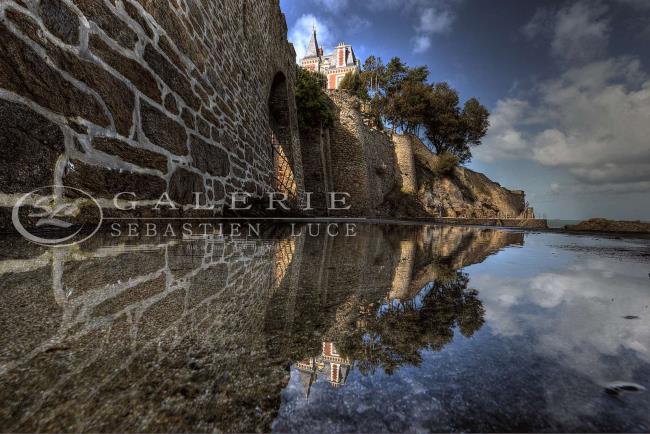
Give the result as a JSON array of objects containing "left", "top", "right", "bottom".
[
  {"left": 392, "top": 133, "right": 418, "bottom": 196},
  {"left": 299, "top": 123, "right": 332, "bottom": 213},
  {"left": 0, "top": 0, "right": 302, "bottom": 229},
  {"left": 312, "top": 92, "right": 534, "bottom": 220},
  {"left": 315, "top": 92, "right": 397, "bottom": 216}
]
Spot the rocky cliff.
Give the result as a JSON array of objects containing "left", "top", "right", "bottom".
[
  {"left": 408, "top": 135, "right": 532, "bottom": 218},
  {"left": 315, "top": 92, "right": 535, "bottom": 220}
]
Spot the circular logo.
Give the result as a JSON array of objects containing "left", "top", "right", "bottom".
[{"left": 12, "top": 186, "right": 103, "bottom": 247}]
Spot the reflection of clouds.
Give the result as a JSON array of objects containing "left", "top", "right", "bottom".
[{"left": 474, "top": 257, "right": 650, "bottom": 375}]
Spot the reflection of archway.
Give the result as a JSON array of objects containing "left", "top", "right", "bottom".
[{"left": 268, "top": 72, "right": 298, "bottom": 202}]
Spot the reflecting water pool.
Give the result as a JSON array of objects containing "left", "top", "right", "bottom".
[{"left": 0, "top": 224, "right": 649, "bottom": 432}]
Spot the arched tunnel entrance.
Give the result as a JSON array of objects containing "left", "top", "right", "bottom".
[{"left": 268, "top": 72, "right": 298, "bottom": 204}]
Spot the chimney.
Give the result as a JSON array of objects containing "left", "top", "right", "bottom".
[{"left": 337, "top": 43, "right": 346, "bottom": 67}]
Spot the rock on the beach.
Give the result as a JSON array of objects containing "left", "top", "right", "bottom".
[
  {"left": 565, "top": 219, "right": 650, "bottom": 234},
  {"left": 605, "top": 382, "right": 646, "bottom": 395}
]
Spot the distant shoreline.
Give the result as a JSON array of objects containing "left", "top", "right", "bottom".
[
  {"left": 560, "top": 218, "right": 650, "bottom": 235},
  {"left": 394, "top": 217, "right": 650, "bottom": 238}
]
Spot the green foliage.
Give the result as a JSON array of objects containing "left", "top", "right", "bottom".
[
  {"left": 433, "top": 152, "right": 461, "bottom": 176},
  {"left": 462, "top": 98, "right": 491, "bottom": 147},
  {"left": 338, "top": 71, "right": 369, "bottom": 100},
  {"left": 294, "top": 66, "right": 335, "bottom": 129},
  {"left": 359, "top": 55, "right": 490, "bottom": 164},
  {"left": 295, "top": 53, "right": 490, "bottom": 163},
  {"left": 367, "top": 95, "right": 384, "bottom": 130},
  {"left": 424, "top": 84, "right": 490, "bottom": 164}
]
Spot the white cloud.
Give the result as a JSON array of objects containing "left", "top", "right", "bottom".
[
  {"left": 550, "top": 183, "right": 561, "bottom": 194},
  {"left": 531, "top": 58, "right": 650, "bottom": 177},
  {"left": 522, "top": 7, "right": 554, "bottom": 39},
  {"left": 417, "top": 7, "right": 454, "bottom": 34},
  {"left": 365, "top": 0, "right": 421, "bottom": 11},
  {"left": 478, "top": 55, "right": 650, "bottom": 191},
  {"left": 552, "top": 1, "right": 610, "bottom": 63},
  {"left": 475, "top": 99, "right": 530, "bottom": 163},
  {"left": 411, "top": 5, "right": 456, "bottom": 53},
  {"left": 547, "top": 180, "right": 650, "bottom": 195},
  {"left": 412, "top": 35, "right": 431, "bottom": 54},
  {"left": 347, "top": 15, "right": 371, "bottom": 34},
  {"left": 361, "top": 0, "right": 459, "bottom": 54},
  {"left": 288, "top": 14, "right": 333, "bottom": 63}
]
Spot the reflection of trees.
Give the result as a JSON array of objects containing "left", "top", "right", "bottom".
[{"left": 336, "top": 269, "right": 485, "bottom": 376}]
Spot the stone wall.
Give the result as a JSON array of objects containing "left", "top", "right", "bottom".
[
  {"left": 307, "top": 92, "right": 533, "bottom": 220},
  {"left": 301, "top": 91, "right": 398, "bottom": 216},
  {"left": 299, "top": 123, "right": 332, "bottom": 213},
  {"left": 0, "top": 0, "right": 303, "bottom": 227},
  {"left": 392, "top": 133, "right": 417, "bottom": 195}
]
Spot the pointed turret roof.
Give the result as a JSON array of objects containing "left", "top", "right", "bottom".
[{"left": 305, "top": 26, "right": 320, "bottom": 58}]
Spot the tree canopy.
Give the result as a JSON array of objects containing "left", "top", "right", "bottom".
[
  {"left": 338, "top": 71, "right": 368, "bottom": 101},
  {"left": 294, "top": 66, "right": 335, "bottom": 129},
  {"left": 354, "top": 56, "right": 491, "bottom": 164},
  {"left": 335, "top": 270, "right": 485, "bottom": 375}
]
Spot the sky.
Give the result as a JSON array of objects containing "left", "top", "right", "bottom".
[{"left": 279, "top": 0, "right": 650, "bottom": 220}]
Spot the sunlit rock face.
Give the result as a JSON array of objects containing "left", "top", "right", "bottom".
[
  {"left": 0, "top": 224, "right": 517, "bottom": 432},
  {"left": 409, "top": 135, "right": 531, "bottom": 218}
]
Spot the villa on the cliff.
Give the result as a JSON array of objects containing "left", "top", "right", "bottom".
[{"left": 300, "top": 28, "right": 360, "bottom": 90}]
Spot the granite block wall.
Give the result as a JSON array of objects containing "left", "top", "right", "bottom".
[{"left": 0, "top": 0, "right": 303, "bottom": 228}]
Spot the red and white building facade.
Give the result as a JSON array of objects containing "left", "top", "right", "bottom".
[
  {"left": 300, "top": 29, "right": 360, "bottom": 90},
  {"left": 295, "top": 341, "right": 352, "bottom": 398}
]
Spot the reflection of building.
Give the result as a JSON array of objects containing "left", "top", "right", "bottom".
[
  {"left": 300, "top": 28, "right": 360, "bottom": 90},
  {"left": 295, "top": 342, "right": 351, "bottom": 398}
]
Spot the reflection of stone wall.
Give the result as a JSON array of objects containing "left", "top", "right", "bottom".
[
  {"left": 407, "top": 226, "right": 525, "bottom": 298},
  {"left": 0, "top": 233, "right": 295, "bottom": 432},
  {"left": 0, "top": 224, "right": 525, "bottom": 431},
  {"left": 389, "top": 240, "right": 416, "bottom": 301},
  {"left": 0, "top": 0, "right": 301, "bottom": 228}
]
